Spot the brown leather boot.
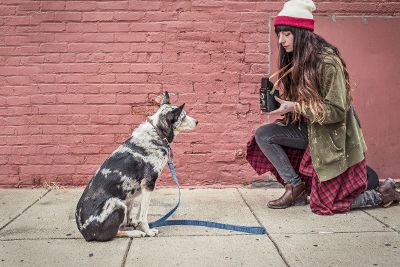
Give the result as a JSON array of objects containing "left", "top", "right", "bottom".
[
  {"left": 376, "top": 181, "right": 399, "bottom": 208},
  {"left": 380, "top": 178, "right": 400, "bottom": 203},
  {"left": 268, "top": 182, "right": 306, "bottom": 209}
]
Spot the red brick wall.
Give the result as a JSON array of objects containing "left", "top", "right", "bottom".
[{"left": 1, "top": 1, "right": 399, "bottom": 187}]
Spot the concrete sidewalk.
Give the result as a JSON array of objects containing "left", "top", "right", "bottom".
[{"left": 1, "top": 187, "right": 399, "bottom": 267}]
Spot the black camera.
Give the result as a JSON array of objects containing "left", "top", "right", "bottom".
[{"left": 260, "top": 77, "right": 280, "bottom": 112}]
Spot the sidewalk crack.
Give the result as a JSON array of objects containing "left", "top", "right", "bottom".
[
  {"left": 361, "top": 209, "right": 399, "bottom": 234},
  {"left": 121, "top": 238, "right": 133, "bottom": 267},
  {"left": 0, "top": 189, "right": 51, "bottom": 232},
  {"left": 237, "top": 189, "right": 290, "bottom": 267}
]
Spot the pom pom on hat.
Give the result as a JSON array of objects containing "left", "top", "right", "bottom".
[{"left": 274, "top": 0, "right": 316, "bottom": 31}]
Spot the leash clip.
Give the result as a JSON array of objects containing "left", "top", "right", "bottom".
[{"left": 167, "top": 146, "right": 173, "bottom": 164}]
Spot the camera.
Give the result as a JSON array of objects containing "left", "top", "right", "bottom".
[{"left": 260, "top": 77, "right": 280, "bottom": 112}]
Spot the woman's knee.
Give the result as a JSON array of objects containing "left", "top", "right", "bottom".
[{"left": 255, "top": 124, "right": 276, "bottom": 145}]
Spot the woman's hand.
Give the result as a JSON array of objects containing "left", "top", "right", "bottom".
[{"left": 267, "top": 96, "right": 297, "bottom": 115}]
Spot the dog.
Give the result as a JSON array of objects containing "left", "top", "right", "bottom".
[{"left": 75, "top": 92, "right": 197, "bottom": 241}]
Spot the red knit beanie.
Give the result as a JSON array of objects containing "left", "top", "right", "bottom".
[{"left": 274, "top": 0, "right": 316, "bottom": 31}]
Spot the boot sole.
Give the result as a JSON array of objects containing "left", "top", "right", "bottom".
[
  {"left": 383, "top": 200, "right": 394, "bottom": 208},
  {"left": 267, "top": 203, "right": 291, "bottom": 209}
]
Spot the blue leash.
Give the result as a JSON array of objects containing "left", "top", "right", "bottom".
[{"left": 149, "top": 161, "right": 266, "bottom": 235}]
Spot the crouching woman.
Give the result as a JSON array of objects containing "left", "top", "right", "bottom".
[{"left": 246, "top": 0, "right": 399, "bottom": 215}]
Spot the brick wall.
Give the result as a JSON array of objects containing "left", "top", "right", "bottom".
[{"left": 1, "top": 1, "right": 399, "bottom": 187}]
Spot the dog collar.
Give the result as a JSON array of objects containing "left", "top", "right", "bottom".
[
  {"left": 147, "top": 118, "right": 170, "bottom": 146},
  {"left": 147, "top": 118, "right": 174, "bottom": 163}
]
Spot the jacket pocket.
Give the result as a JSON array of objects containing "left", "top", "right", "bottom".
[
  {"left": 310, "top": 124, "right": 345, "bottom": 166},
  {"left": 328, "top": 132, "right": 343, "bottom": 151}
]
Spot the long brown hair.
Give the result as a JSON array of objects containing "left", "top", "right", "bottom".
[{"left": 275, "top": 25, "right": 352, "bottom": 123}]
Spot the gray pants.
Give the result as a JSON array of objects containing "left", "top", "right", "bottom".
[
  {"left": 255, "top": 121, "right": 308, "bottom": 186},
  {"left": 350, "top": 190, "right": 382, "bottom": 209}
]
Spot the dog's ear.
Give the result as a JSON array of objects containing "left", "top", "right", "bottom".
[
  {"left": 167, "top": 104, "right": 185, "bottom": 123},
  {"left": 173, "top": 104, "right": 185, "bottom": 118},
  {"left": 161, "top": 91, "right": 170, "bottom": 106}
]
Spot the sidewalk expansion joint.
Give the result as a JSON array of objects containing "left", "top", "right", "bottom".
[
  {"left": 1, "top": 230, "right": 394, "bottom": 242},
  {"left": 0, "top": 233, "right": 249, "bottom": 242},
  {"left": 237, "top": 189, "right": 290, "bottom": 267},
  {"left": 0, "top": 189, "right": 51, "bottom": 232},
  {"left": 0, "top": 237, "right": 82, "bottom": 242},
  {"left": 121, "top": 238, "right": 133, "bottom": 267},
  {"left": 362, "top": 210, "right": 399, "bottom": 234},
  {"left": 270, "top": 230, "right": 397, "bottom": 236}
]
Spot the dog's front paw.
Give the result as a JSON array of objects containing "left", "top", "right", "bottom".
[
  {"left": 128, "top": 219, "right": 140, "bottom": 229},
  {"left": 146, "top": 228, "right": 159, "bottom": 237},
  {"left": 128, "top": 230, "right": 147, "bottom": 238}
]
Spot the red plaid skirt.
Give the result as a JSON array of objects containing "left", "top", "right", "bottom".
[{"left": 246, "top": 136, "right": 367, "bottom": 215}]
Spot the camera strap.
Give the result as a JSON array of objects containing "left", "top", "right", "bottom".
[
  {"left": 269, "top": 63, "right": 293, "bottom": 94},
  {"left": 269, "top": 63, "right": 291, "bottom": 79}
]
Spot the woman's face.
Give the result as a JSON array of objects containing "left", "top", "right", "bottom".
[{"left": 278, "top": 31, "right": 294, "bottom": 52}]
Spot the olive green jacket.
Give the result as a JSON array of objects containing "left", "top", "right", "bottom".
[{"left": 303, "top": 54, "right": 367, "bottom": 181}]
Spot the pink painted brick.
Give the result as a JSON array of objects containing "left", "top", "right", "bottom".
[
  {"left": 82, "top": 12, "right": 114, "bottom": 22},
  {"left": 0, "top": 175, "right": 19, "bottom": 186},
  {"left": 66, "top": 1, "right": 96, "bottom": 11},
  {"left": 39, "top": 22, "right": 66, "bottom": 32},
  {"left": 130, "top": 63, "right": 162, "bottom": 73},
  {"left": 116, "top": 94, "right": 148, "bottom": 104},
  {"left": 85, "top": 94, "right": 116, "bottom": 104},
  {"left": 115, "top": 33, "right": 147, "bottom": 42},
  {"left": 4, "top": 36, "right": 29, "bottom": 45},
  {"left": 0, "top": 165, "right": 19, "bottom": 175},
  {"left": 83, "top": 135, "right": 115, "bottom": 144},
  {"left": 20, "top": 165, "right": 76, "bottom": 175},
  {"left": 226, "top": 2, "right": 257, "bottom": 12},
  {"left": 0, "top": 6, "right": 16, "bottom": 16},
  {"left": 241, "top": 12, "right": 268, "bottom": 22},
  {"left": 67, "top": 105, "right": 98, "bottom": 114},
  {"left": 30, "top": 95, "right": 57, "bottom": 104},
  {"left": 98, "top": 22, "right": 130, "bottom": 32},
  {"left": 6, "top": 96, "right": 31, "bottom": 106},
  {"left": 113, "top": 12, "right": 145, "bottom": 21},
  {"left": 130, "top": 22, "right": 162, "bottom": 31},
  {"left": 41, "top": 1, "right": 66, "bottom": 11},
  {"left": 97, "top": 84, "right": 131, "bottom": 94},
  {"left": 128, "top": 1, "right": 161, "bottom": 11},
  {"left": 99, "top": 63, "right": 130, "bottom": 73},
  {"left": 97, "top": 1, "right": 129, "bottom": 10},
  {"left": 98, "top": 105, "right": 131, "bottom": 115},
  {"left": 131, "top": 43, "right": 163, "bottom": 52},
  {"left": 66, "top": 23, "right": 97, "bottom": 32},
  {"left": 53, "top": 11, "right": 82, "bottom": 21},
  {"left": 57, "top": 94, "right": 85, "bottom": 104},
  {"left": 4, "top": 16, "right": 31, "bottom": 26},
  {"left": 52, "top": 153, "right": 81, "bottom": 165}
]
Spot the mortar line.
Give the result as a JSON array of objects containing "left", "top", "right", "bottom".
[
  {"left": 237, "top": 189, "right": 290, "bottom": 267},
  {"left": 0, "top": 189, "right": 51, "bottom": 232},
  {"left": 121, "top": 238, "right": 133, "bottom": 267},
  {"left": 361, "top": 209, "right": 399, "bottom": 234}
]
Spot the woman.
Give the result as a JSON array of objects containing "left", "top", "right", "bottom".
[{"left": 247, "top": 0, "right": 399, "bottom": 215}]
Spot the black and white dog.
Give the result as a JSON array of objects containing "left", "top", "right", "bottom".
[{"left": 75, "top": 92, "right": 197, "bottom": 241}]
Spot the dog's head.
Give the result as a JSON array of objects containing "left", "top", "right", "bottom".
[{"left": 149, "top": 91, "right": 197, "bottom": 143}]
